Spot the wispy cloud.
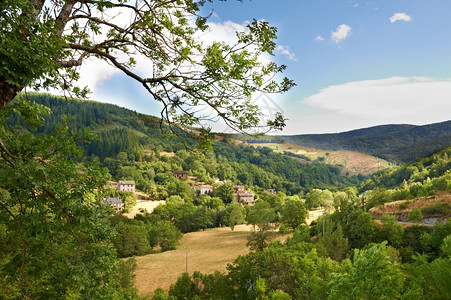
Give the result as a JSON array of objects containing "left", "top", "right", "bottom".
[
  {"left": 302, "top": 77, "right": 451, "bottom": 128},
  {"left": 314, "top": 35, "right": 325, "bottom": 42},
  {"left": 276, "top": 45, "right": 298, "bottom": 61},
  {"left": 390, "top": 12, "right": 412, "bottom": 23},
  {"left": 331, "top": 24, "right": 352, "bottom": 44}
]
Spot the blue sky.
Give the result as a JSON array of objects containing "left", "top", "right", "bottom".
[{"left": 82, "top": 0, "right": 451, "bottom": 134}]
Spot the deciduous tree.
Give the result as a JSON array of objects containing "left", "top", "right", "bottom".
[
  {"left": 1, "top": 0, "right": 294, "bottom": 142},
  {"left": 0, "top": 100, "right": 137, "bottom": 298},
  {"left": 281, "top": 198, "right": 307, "bottom": 231}
]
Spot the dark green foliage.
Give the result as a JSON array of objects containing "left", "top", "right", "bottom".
[
  {"left": 407, "top": 207, "right": 423, "bottom": 223},
  {"left": 318, "top": 223, "right": 349, "bottom": 261},
  {"left": 246, "top": 201, "right": 278, "bottom": 250},
  {"left": 0, "top": 99, "right": 138, "bottom": 298},
  {"left": 247, "top": 201, "right": 277, "bottom": 230},
  {"left": 285, "top": 225, "right": 311, "bottom": 247},
  {"left": 281, "top": 199, "right": 307, "bottom": 231},
  {"left": 216, "top": 183, "right": 235, "bottom": 204},
  {"left": 118, "top": 258, "right": 140, "bottom": 297},
  {"left": 150, "top": 206, "right": 451, "bottom": 300},
  {"left": 403, "top": 225, "right": 432, "bottom": 254},
  {"left": 225, "top": 203, "right": 245, "bottom": 230},
  {"left": 328, "top": 208, "right": 377, "bottom": 250},
  {"left": 431, "top": 220, "right": 451, "bottom": 255},
  {"left": 113, "top": 221, "right": 150, "bottom": 257},
  {"left": 360, "top": 147, "right": 451, "bottom": 192},
  {"left": 422, "top": 202, "right": 451, "bottom": 216},
  {"left": 168, "top": 272, "right": 199, "bottom": 299},
  {"left": 226, "top": 244, "right": 342, "bottom": 299},
  {"left": 406, "top": 254, "right": 451, "bottom": 299},
  {"left": 13, "top": 94, "right": 363, "bottom": 198},
  {"left": 152, "top": 200, "right": 219, "bottom": 234},
  {"left": 148, "top": 220, "right": 183, "bottom": 251},
  {"left": 380, "top": 215, "right": 404, "bottom": 248}
]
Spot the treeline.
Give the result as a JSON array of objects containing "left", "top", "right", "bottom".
[
  {"left": 9, "top": 93, "right": 196, "bottom": 155},
  {"left": 11, "top": 93, "right": 140, "bottom": 132}
]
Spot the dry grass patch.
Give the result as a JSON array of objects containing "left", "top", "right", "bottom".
[
  {"left": 369, "top": 193, "right": 451, "bottom": 222},
  {"left": 123, "top": 200, "right": 165, "bottom": 219},
  {"left": 245, "top": 142, "right": 390, "bottom": 175},
  {"left": 134, "top": 224, "right": 290, "bottom": 297}
]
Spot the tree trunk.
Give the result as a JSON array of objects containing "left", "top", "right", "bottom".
[{"left": 0, "top": 76, "right": 22, "bottom": 110}]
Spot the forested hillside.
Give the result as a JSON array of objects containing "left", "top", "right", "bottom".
[
  {"left": 280, "top": 121, "right": 451, "bottom": 162},
  {"left": 360, "top": 146, "right": 451, "bottom": 209},
  {"left": 12, "top": 94, "right": 361, "bottom": 194}
]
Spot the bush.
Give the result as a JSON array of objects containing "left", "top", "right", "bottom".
[
  {"left": 407, "top": 207, "right": 423, "bottom": 223},
  {"left": 421, "top": 202, "right": 451, "bottom": 216}
]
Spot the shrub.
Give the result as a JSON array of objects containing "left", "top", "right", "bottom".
[
  {"left": 421, "top": 202, "right": 451, "bottom": 216},
  {"left": 407, "top": 207, "right": 423, "bottom": 223}
]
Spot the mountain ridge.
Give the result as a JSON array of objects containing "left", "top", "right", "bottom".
[{"left": 279, "top": 120, "right": 451, "bottom": 162}]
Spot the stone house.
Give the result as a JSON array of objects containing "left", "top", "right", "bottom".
[
  {"left": 103, "top": 197, "right": 124, "bottom": 211},
  {"left": 235, "top": 190, "right": 255, "bottom": 205},
  {"left": 172, "top": 170, "right": 188, "bottom": 180},
  {"left": 117, "top": 180, "right": 135, "bottom": 192}
]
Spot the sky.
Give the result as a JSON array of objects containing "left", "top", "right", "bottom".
[{"left": 76, "top": 0, "right": 451, "bottom": 135}]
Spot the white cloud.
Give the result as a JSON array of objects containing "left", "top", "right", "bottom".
[
  {"left": 77, "top": 59, "right": 119, "bottom": 93},
  {"left": 202, "top": 20, "right": 246, "bottom": 45},
  {"left": 353, "top": 4, "right": 359, "bottom": 7},
  {"left": 390, "top": 12, "right": 412, "bottom": 23},
  {"left": 299, "top": 77, "right": 451, "bottom": 133},
  {"left": 276, "top": 45, "right": 297, "bottom": 61},
  {"left": 331, "top": 24, "right": 352, "bottom": 44},
  {"left": 314, "top": 35, "right": 325, "bottom": 42}
]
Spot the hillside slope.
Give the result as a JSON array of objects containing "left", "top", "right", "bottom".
[
  {"left": 11, "top": 93, "right": 362, "bottom": 194},
  {"left": 280, "top": 121, "right": 451, "bottom": 162}
]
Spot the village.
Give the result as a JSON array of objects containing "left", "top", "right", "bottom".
[{"left": 103, "top": 169, "right": 260, "bottom": 214}]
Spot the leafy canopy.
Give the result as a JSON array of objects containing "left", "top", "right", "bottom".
[{"left": 0, "top": 0, "right": 295, "bottom": 144}]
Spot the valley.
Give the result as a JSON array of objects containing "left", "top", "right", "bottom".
[
  {"left": 2, "top": 94, "right": 450, "bottom": 299},
  {"left": 2, "top": 1, "right": 451, "bottom": 298}
]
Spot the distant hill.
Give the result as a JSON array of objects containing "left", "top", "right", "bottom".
[{"left": 279, "top": 121, "right": 451, "bottom": 162}]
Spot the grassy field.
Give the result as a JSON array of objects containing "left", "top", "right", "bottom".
[{"left": 134, "top": 225, "right": 289, "bottom": 297}]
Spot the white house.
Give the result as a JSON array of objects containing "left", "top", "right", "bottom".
[
  {"left": 117, "top": 180, "right": 135, "bottom": 192},
  {"left": 198, "top": 184, "right": 213, "bottom": 195}
]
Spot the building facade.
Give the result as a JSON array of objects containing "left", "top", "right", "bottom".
[
  {"left": 172, "top": 170, "right": 188, "bottom": 180},
  {"left": 117, "top": 180, "right": 135, "bottom": 192},
  {"left": 199, "top": 184, "right": 213, "bottom": 195},
  {"left": 103, "top": 197, "right": 124, "bottom": 211}
]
